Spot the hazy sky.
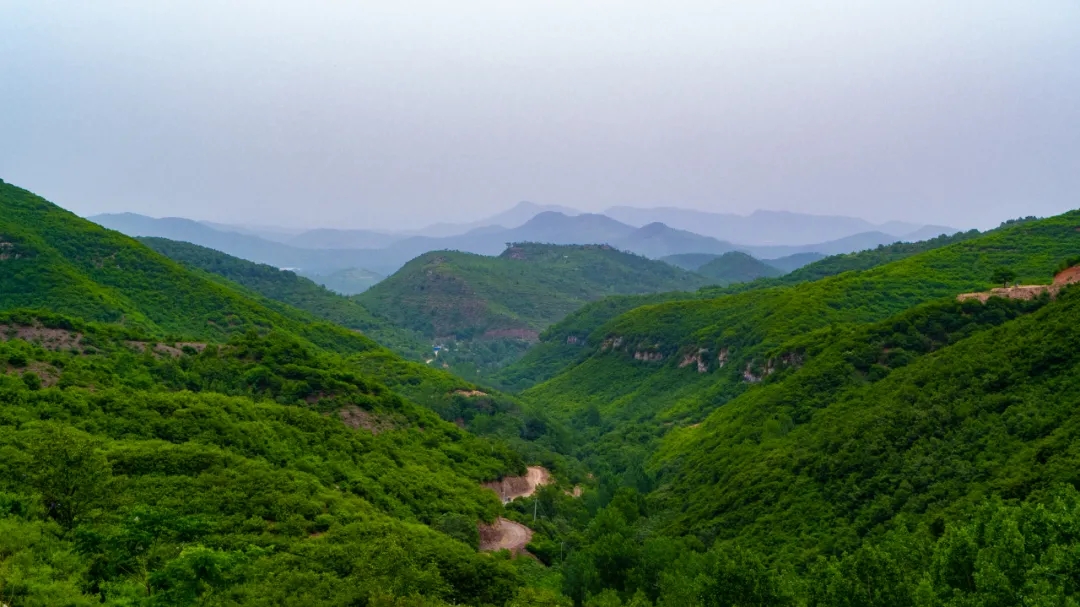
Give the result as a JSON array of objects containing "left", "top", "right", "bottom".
[{"left": 2, "top": 1, "right": 1078, "bottom": 230}]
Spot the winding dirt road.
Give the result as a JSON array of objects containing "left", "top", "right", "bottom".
[
  {"left": 478, "top": 518, "right": 534, "bottom": 556},
  {"left": 483, "top": 466, "right": 552, "bottom": 503},
  {"left": 477, "top": 466, "right": 554, "bottom": 557}
]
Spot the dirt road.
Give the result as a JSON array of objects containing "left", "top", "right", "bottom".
[
  {"left": 483, "top": 466, "right": 552, "bottom": 503},
  {"left": 478, "top": 517, "right": 534, "bottom": 556}
]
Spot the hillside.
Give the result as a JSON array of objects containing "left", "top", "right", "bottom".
[
  {"left": 300, "top": 267, "right": 384, "bottom": 295},
  {"left": 355, "top": 242, "right": 708, "bottom": 347},
  {"left": 695, "top": 251, "right": 782, "bottom": 285},
  {"left": 0, "top": 179, "right": 582, "bottom": 605},
  {"left": 496, "top": 227, "right": 989, "bottom": 391},
  {"left": 0, "top": 180, "right": 578, "bottom": 459},
  {"left": 137, "top": 237, "right": 425, "bottom": 358},
  {"left": 89, "top": 212, "right": 404, "bottom": 275},
  {"left": 523, "top": 211, "right": 1080, "bottom": 471},
  {"left": 651, "top": 291, "right": 1077, "bottom": 557},
  {"left": 494, "top": 212, "right": 1080, "bottom": 605}
]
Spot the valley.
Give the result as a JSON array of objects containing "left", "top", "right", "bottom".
[{"left": 3, "top": 177, "right": 1079, "bottom": 606}]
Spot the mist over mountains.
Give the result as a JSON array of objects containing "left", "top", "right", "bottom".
[{"left": 89, "top": 202, "right": 959, "bottom": 292}]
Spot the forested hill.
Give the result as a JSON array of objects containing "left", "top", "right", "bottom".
[
  {"left": 0, "top": 179, "right": 576, "bottom": 605},
  {"left": 0, "top": 180, "right": 381, "bottom": 354},
  {"left": 495, "top": 225, "right": 989, "bottom": 390},
  {"left": 522, "top": 209, "right": 1080, "bottom": 480},
  {"left": 356, "top": 243, "right": 709, "bottom": 343},
  {"left": 137, "top": 236, "right": 430, "bottom": 359},
  {"left": 694, "top": 251, "right": 782, "bottom": 284}
]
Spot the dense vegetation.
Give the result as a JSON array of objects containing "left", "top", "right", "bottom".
[
  {"left": 138, "top": 237, "right": 428, "bottom": 359},
  {"left": 9, "top": 176, "right": 1080, "bottom": 606},
  {"left": 495, "top": 226, "right": 994, "bottom": 392},
  {"left": 496, "top": 210, "right": 1080, "bottom": 604},
  {"left": 694, "top": 251, "right": 782, "bottom": 285},
  {"left": 0, "top": 181, "right": 589, "bottom": 604},
  {"left": 353, "top": 244, "right": 709, "bottom": 379}
]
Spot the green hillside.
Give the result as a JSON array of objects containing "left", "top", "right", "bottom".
[
  {"left": 492, "top": 211, "right": 1080, "bottom": 604},
  {"left": 137, "top": 237, "right": 427, "bottom": 359},
  {"left": 695, "top": 251, "right": 781, "bottom": 284},
  {"left": 495, "top": 226, "right": 995, "bottom": 392},
  {"left": 358, "top": 243, "right": 708, "bottom": 340},
  {"left": 0, "top": 180, "right": 580, "bottom": 604},
  {"left": 513, "top": 289, "right": 1080, "bottom": 605},
  {"left": 525, "top": 212, "right": 1078, "bottom": 442},
  {"left": 353, "top": 243, "right": 709, "bottom": 379}
]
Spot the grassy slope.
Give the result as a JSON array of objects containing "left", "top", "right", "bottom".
[{"left": 522, "top": 211, "right": 1080, "bottom": 476}]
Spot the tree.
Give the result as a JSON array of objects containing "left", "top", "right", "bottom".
[
  {"left": 26, "top": 423, "right": 111, "bottom": 529},
  {"left": 991, "top": 267, "right": 1017, "bottom": 288}
]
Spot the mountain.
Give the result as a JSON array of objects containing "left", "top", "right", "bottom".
[
  {"left": 526, "top": 217, "right": 1075, "bottom": 430},
  {"left": 10, "top": 172, "right": 1080, "bottom": 604},
  {"left": 356, "top": 243, "right": 708, "bottom": 341},
  {"left": 137, "top": 237, "right": 420, "bottom": 356},
  {"left": 286, "top": 228, "right": 405, "bottom": 250},
  {"left": 762, "top": 251, "right": 827, "bottom": 272},
  {"left": 89, "top": 212, "right": 406, "bottom": 275},
  {"left": 901, "top": 224, "right": 962, "bottom": 241},
  {"left": 695, "top": 251, "right": 782, "bottom": 285},
  {"left": 95, "top": 211, "right": 937, "bottom": 281},
  {"left": 409, "top": 201, "right": 582, "bottom": 237},
  {"left": 496, "top": 228, "right": 989, "bottom": 391},
  {"left": 658, "top": 253, "right": 722, "bottom": 272},
  {"left": 604, "top": 206, "right": 954, "bottom": 245},
  {"left": 612, "top": 222, "right": 734, "bottom": 258},
  {"left": 0, "top": 178, "right": 581, "bottom": 605},
  {"left": 499, "top": 211, "right": 1080, "bottom": 604},
  {"left": 301, "top": 266, "right": 385, "bottom": 295},
  {"left": 740, "top": 230, "right": 901, "bottom": 258},
  {"left": 199, "top": 219, "right": 307, "bottom": 242}
]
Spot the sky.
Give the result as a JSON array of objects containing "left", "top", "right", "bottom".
[{"left": 1, "top": 1, "right": 1078, "bottom": 231}]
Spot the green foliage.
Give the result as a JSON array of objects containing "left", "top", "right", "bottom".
[
  {"left": 992, "top": 266, "right": 1018, "bottom": 287},
  {"left": 0, "top": 326, "right": 526, "bottom": 604},
  {"left": 498, "top": 228, "right": 987, "bottom": 391},
  {"left": 694, "top": 252, "right": 782, "bottom": 285},
  {"left": 138, "top": 237, "right": 429, "bottom": 359},
  {"left": 353, "top": 244, "right": 708, "bottom": 377}
]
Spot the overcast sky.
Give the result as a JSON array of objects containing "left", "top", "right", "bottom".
[{"left": 2, "top": 1, "right": 1078, "bottom": 230}]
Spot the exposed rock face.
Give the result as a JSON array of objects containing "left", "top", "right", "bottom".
[
  {"left": 566, "top": 335, "right": 582, "bottom": 345},
  {"left": 601, "top": 336, "right": 625, "bottom": 351},
  {"left": 717, "top": 348, "right": 730, "bottom": 368},
  {"left": 454, "top": 389, "right": 488, "bottom": 397},
  {"left": 679, "top": 348, "right": 710, "bottom": 373},
  {"left": 633, "top": 351, "right": 664, "bottom": 362},
  {"left": 0, "top": 241, "right": 18, "bottom": 261}
]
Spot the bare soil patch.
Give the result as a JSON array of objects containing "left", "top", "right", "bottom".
[{"left": 484, "top": 466, "right": 552, "bottom": 503}]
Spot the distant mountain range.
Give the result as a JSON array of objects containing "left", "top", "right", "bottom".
[
  {"left": 603, "top": 206, "right": 956, "bottom": 246},
  {"left": 88, "top": 204, "right": 959, "bottom": 288}
]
